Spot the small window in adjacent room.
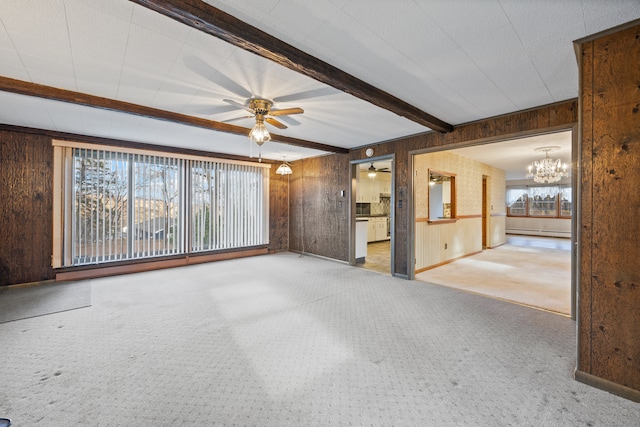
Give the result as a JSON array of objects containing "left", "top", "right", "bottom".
[{"left": 428, "top": 171, "right": 456, "bottom": 221}]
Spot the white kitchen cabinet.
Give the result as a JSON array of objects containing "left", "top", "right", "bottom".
[
  {"left": 377, "top": 173, "right": 391, "bottom": 194},
  {"left": 365, "top": 217, "right": 389, "bottom": 242},
  {"left": 369, "top": 184, "right": 380, "bottom": 203},
  {"left": 375, "top": 217, "right": 388, "bottom": 241},
  {"left": 367, "top": 219, "right": 376, "bottom": 242},
  {"left": 357, "top": 172, "right": 380, "bottom": 203},
  {"left": 357, "top": 170, "right": 392, "bottom": 203}
]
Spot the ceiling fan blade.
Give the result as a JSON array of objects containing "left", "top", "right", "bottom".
[
  {"left": 180, "top": 103, "right": 239, "bottom": 116},
  {"left": 273, "top": 87, "right": 339, "bottom": 103},
  {"left": 223, "top": 99, "right": 254, "bottom": 113},
  {"left": 222, "top": 115, "right": 254, "bottom": 123},
  {"left": 184, "top": 56, "right": 252, "bottom": 99},
  {"left": 277, "top": 115, "right": 302, "bottom": 126},
  {"left": 265, "top": 117, "right": 288, "bottom": 129},
  {"left": 270, "top": 107, "right": 304, "bottom": 117}
]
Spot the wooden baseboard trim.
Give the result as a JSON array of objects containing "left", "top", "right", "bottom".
[
  {"left": 485, "top": 242, "right": 506, "bottom": 249},
  {"left": 55, "top": 248, "right": 268, "bottom": 282},
  {"left": 415, "top": 250, "right": 482, "bottom": 274},
  {"left": 574, "top": 369, "right": 640, "bottom": 403},
  {"left": 186, "top": 248, "right": 268, "bottom": 265},
  {"left": 288, "top": 250, "right": 349, "bottom": 266}
]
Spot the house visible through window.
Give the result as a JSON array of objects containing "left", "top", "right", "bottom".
[{"left": 52, "top": 141, "right": 269, "bottom": 267}]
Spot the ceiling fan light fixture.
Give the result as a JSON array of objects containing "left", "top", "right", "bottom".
[
  {"left": 276, "top": 159, "right": 292, "bottom": 175},
  {"left": 368, "top": 163, "right": 377, "bottom": 178},
  {"left": 248, "top": 115, "right": 270, "bottom": 145}
]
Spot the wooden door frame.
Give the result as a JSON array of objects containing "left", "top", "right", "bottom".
[
  {"left": 407, "top": 125, "right": 577, "bottom": 320},
  {"left": 482, "top": 176, "right": 488, "bottom": 249},
  {"left": 349, "top": 154, "right": 396, "bottom": 276}
]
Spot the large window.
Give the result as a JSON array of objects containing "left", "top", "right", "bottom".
[
  {"left": 53, "top": 141, "right": 269, "bottom": 267},
  {"left": 191, "top": 160, "right": 265, "bottom": 252},
  {"left": 506, "top": 185, "right": 571, "bottom": 218}
]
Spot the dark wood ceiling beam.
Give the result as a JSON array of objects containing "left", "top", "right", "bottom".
[
  {"left": 129, "top": 0, "right": 453, "bottom": 133},
  {"left": 0, "top": 76, "right": 347, "bottom": 154}
]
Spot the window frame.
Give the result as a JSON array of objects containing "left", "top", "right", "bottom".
[
  {"left": 506, "top": 184, "right": 571, "bottom": 219},
  {"left": 52, "top": 140, "right": 270, "bottom": 268}
]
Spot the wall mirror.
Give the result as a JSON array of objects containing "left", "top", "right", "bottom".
[{"left": 428, "top": 171, "right": 455, "bottom": 220}]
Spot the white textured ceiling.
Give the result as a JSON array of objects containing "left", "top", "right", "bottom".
[
  {"left": 361, "top": 131, "right": 572, "bottom": 181},
  {"left": 450, "top": 130, "right": 572, "bottom": 181},
  {"left": 0, "top": 0, "right": 638, "bottom": 168}
]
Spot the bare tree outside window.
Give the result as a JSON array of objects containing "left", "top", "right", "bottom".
[{"left": 64, "top": 146, "right": 267, "bottom": 267}]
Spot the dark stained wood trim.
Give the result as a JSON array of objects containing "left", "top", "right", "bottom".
[
  {"left": 0, "top": 76, "right": 348, "bottom": 154},
  {"left": 573, "top": 17, "right": 640, "bottom": 45},
  {"left": 55, "top": 247, "right": 268, "bottom": 282},
  {"left": 427, "top": 219, "right": 457, "bottom": 225},
  {"left": 129, "top": 0, "right": 453, "bottom": 133},
  {"left": 413, "top": 214, "right": 480, "bottom": 222},
  {"left": 575, "top": 370, "right": 640, "bottom": 403}
]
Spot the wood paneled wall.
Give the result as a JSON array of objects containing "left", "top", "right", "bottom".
[
  {"left": 288, "top": 154, "right": 351, "bottom": 259},
  {"left": 269, "top": 166, "right": 290, "bottom": 252},
  {"left": 576, "top": 21, "right": 640, "bottom": 400},
  {"left": 0, "top": 130, "right": 55, "bottom": 285}
]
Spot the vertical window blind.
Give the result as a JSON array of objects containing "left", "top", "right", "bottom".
[
  {"left": 53, "top": 141, "right": 269, "bottom": 267},
  {"left": 191, "top": 160, "right": 265, "bottom": 252}
]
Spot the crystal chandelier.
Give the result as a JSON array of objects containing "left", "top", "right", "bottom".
[{"left": 526, "top": 146, "right": 568, "bottom": 183}]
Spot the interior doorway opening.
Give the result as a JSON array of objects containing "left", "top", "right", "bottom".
[
  {"left": 411, "top": 129, "right": 576, "bottom": 317},
  {"left": 350, "top": 155, "right": 394, "bottom": 276}
]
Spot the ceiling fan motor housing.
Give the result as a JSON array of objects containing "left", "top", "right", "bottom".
[{"left": 248, "top": 98, "right": 273, "bottom": 115}]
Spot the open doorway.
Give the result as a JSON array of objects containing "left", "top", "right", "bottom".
[
  {"left": 411, "top": 129, "right": 576, "bottom": 317},
  {"left": 351, "top": 156, "right": 394, "bottom": 275}
]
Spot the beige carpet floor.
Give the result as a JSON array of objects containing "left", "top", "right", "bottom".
[
  {"left": 1, "top": 252, "right": 638, "bottom": 425},
  {"left": 416, "top": 236, "right": 571, "bottom": 315}
]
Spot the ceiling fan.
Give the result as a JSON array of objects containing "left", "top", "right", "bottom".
[
  {"left": 362, "top": 162, "right": 391, "bottom": 177},
  {"left": 223, "top": 97, "right": 304, "bottom": 145}
]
